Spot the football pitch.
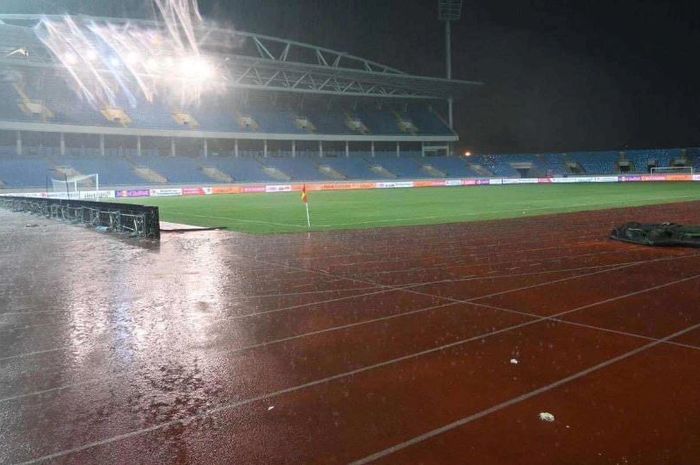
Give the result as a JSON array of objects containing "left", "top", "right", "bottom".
[{"left": 128, "top": 182, "right": 700, "bottom": 234}]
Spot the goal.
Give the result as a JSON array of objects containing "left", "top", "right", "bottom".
[
  {"left": 51, "top": 173, "right": 100, "bottom": 197},
  {"left": 649, "top": 166, "right": 694, "bottom": 175}
]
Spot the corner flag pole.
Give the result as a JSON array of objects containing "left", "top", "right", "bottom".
[{"left": 301, "top": 184, "right": 311, "bottom": 228}]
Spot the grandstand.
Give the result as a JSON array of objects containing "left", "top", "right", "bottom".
[
  {"left": 0, "top": 14, "right": 697, "bottom": 189},
  {"left": 0, "top": 13, "right": 483, "bottom": 190}
]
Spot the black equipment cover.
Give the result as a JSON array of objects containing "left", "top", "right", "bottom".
[{"left": 610, "top": 222, "right": 700, "bottom": 247}]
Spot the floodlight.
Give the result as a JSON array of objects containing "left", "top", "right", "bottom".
[
  {"left": 145, "top": 58, "right": 160, "bottom": 71},
  {"left": 125, "top": 51, "right": 141, "bottom": 65},
  {"left": 438, "top": 0, "right": 463, "bottom": 21},
  {"left": 64, "top": 52, "right": 78, "bottom": 65},
  {"left": 177, "top": 56, "right": 215, "bottom": 81}
]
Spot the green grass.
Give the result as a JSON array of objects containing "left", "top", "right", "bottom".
[{"left": 126, "top": 183, "right": 700, "bottom": 234}]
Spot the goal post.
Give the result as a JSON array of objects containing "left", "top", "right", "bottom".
[
  {"left": 51, "top": 173, "right": 100, "bottom": 197},
  {"left": 649, "top": 166, "right": 694, "bottom": 175}
]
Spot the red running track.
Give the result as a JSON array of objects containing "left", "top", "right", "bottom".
[{"left": 1, "top": 201, "right": 700, "bottom": 464}]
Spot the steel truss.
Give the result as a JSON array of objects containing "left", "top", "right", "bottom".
[{"left": 0, "top": 14, "right": 482, "bottom": 100}]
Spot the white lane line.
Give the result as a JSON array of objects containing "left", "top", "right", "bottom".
[
  {"left": 0, "top": 261, "right": 643, "bottom": 400},
  {"left": 0, "top": 256, "right": 641, "bottom": 358},
  {"left": 0, "top": 347, "right": 73, "bottom": 363},
  {"left": 13, "top": 272, "right": 700, "bottom": 465},
  {"left": 9, "top": 276, "right": 700, "bottom": 406},
  {"left": 468, "top": 286, "right": 700, "bottom": 352},
  {"left": 348, "top": 320, "right": 700, "bottom": 465},
  {"left": 0, "top": 301, "right": 459, "bottom": 405},
  {"left": 0, "top": 261, "right": 619, "bottom": 333}
]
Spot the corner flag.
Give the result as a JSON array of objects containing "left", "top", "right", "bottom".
[{"left": 301, "top": 184, "right": 311, "bottom": 228}]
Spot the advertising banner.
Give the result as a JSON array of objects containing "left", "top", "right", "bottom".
[
  {"left": 502, "top": 178, "right": 538, "bottom": 184},
  {"left": 414, "top": 180, "right": 447, "bottom": 188},
  {"left": 149, "top": 188, "right": 182, "bottom": 197},
  {"left": 212, "top": 186, "right": 241, "bottom": 194},
  {"left": 375, "top": 181, "right": 415, "bottom": 189},
  {"left": 265, "top": 184, "right": 293, "bottom": 193},
  {"left": 241, "top": 185, "right": 266, "bottom": 193},
  {"left": 551, "top": 176, "right": 589, "bottom": 183},
  {"left": 664, "top": 174, "right": 693, "bottom": 182},
  {"left": 591, "top": 176, "right": 619, "bottom": 183},
  {"left": 79, "top": 190, "right": 116, "bottom": 200},
  {"left": 618, "top": 175, "right": 642, "bottom": 182},
  {"left": 115, "top": 189, "right": 150, "bottom": 198},
  {"left": 308, "top": 182, "right": 374, "bottom": 191},
  {"left": 182, "top": 187, "right": 207, "bottom": 196}
]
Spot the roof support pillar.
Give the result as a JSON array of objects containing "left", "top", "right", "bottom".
[
  {"left": 170, "top": 137, "right": 176, "bottom": 157},
  {"left": 345, "top": 141, "right": 350, "bottom": 158},
  {"left": 234, "top": 139, "right": 239, "bottom": 158},
  {"left": 446, "top": 20, "right": 452, "bottom": 80},
  {"left": 396, "top": 141, "right": 400, "bottom": 158},
  {"left": 448, "top": 97, "right": 454, "bottom": 130},
  {"left": 291, "top": 140, "right": 296, "bottom": 158},
  {"left": 99, "top": 134, "right": 105, "bottom": 157},
  {"left": 203, "top": 139, "right": 208, "bottom": 159},
  {"left": 370, "top": 140, "right": 375, "bottom": 158},
  {"left": 16, "top": 130, "right": 22, "bottom": 156},
  {"left": 136, "top": 135, "right": 142, "bottom": 157},
  {"left": 263, "top": 139, "right": 268, "bottom": 158},
  {"left": 319, "top": 140, "right": 323, "bottom": 158},
  {"left": 60, "top": 132, "right": 65, "bottom": 156}
]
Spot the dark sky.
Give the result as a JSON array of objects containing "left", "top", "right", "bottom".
[{"left": 6, "top": 0, "right": 700, "bottom": 153}]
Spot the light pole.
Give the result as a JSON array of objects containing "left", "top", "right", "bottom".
[{"left": 438, "top": 0, "right": 462, "bottom": 133}]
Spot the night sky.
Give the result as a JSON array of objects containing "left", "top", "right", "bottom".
[{"left": 6, "top": 0, "right": 700, "bottom": 153}]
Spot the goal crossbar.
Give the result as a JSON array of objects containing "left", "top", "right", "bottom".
[{"left": 649, "top": 166, "right": 694, "bottom": 175}]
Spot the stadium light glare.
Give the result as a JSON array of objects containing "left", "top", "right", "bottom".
[
  {"left": 177, "top": 55, "right": 216, "bottom": 81},
  {"left": 64, "top": 52, "right": 78, "bottom": 65},
  {"left": 125, "top": 51, "right": 141, "bottom": 65},
  {"left": 464, "top": 151, "right": 471, "bottom": 157},
  {"left": 145, "top": 58, "right": 160, "bottom": 71}
]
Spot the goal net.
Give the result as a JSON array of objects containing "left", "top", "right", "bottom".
[
  {"left": 649, "top": 166, "right": 694, "bottom": 175},
  {"left": 51, "top": 174, "right": 100, "bottom": 197}
]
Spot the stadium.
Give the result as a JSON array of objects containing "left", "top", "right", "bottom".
[{"left": 2, "top": 1, "right": 700, "bottom": 464}]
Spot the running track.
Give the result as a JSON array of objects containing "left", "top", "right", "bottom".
[{"left": 1, "top": 201, "right": 700, "bottom": 464}]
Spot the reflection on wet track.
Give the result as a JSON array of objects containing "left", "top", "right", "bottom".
[{"left": 2, "top": 203, "right": 700, "bottom": 465}]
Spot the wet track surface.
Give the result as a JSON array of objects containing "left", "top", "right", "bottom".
[{"left": 1, "top": 202, "right": 700, "bottom": 464}]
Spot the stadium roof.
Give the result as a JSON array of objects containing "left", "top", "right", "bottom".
[{"left": 0, "top": 14, "right": 483, "bottom": 101}]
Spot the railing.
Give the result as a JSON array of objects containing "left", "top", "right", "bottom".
[{"left": 0, "top": 196, "right": 160, "bottom": 239}]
